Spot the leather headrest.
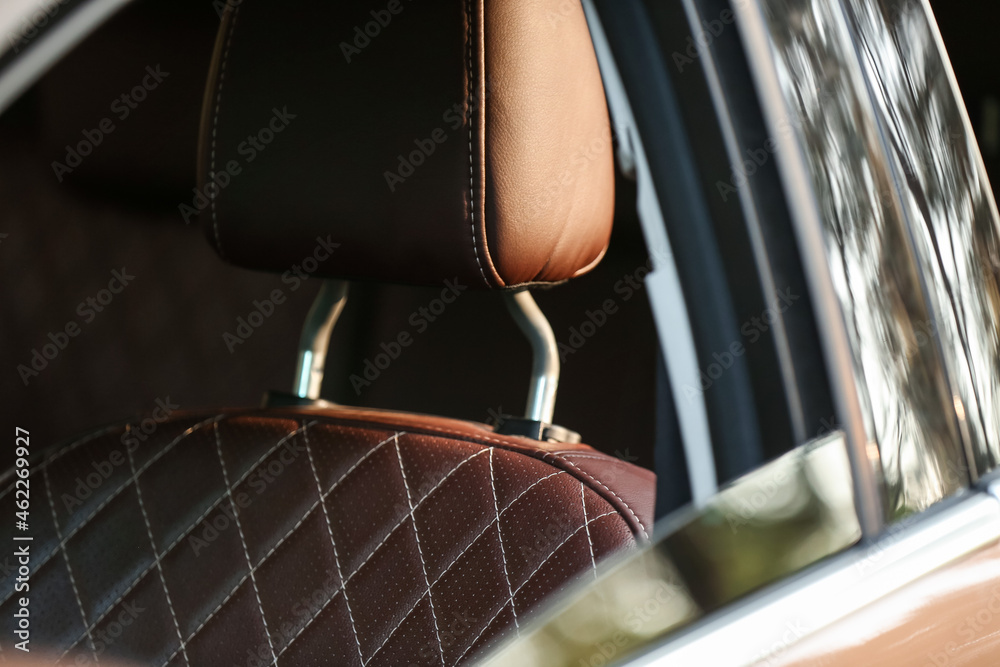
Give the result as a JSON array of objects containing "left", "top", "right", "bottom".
[{"left": 195, "top": 0, "right": 614, "bottom": 289}]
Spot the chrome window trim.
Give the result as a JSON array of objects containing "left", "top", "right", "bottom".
[
  {"left": 582, "top": 0, "right": 720, "bottom": 506},
  {"left": 626, "top": 489, "right": 1000, "bottom": 666},
  {"left": 731, "top": 0, "right": 885, "bottom": 537},
  {"left": 0, "top": 0, "right": 133, "bottom": 116}
]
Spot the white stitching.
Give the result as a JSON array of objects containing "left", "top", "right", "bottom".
[
  {"left": 466, "top": 0, "right": 489, "bottom": 287},
  {"left": 551, "top": 455, "right": 649, "bottom": 540},
  {"left": 581, "top": 482, "right": 597, "bottom": 580},
  {"left": 213, "top": 422, "right": 278, "bottom": 665},
  {"left": 44, "top": 414, "right": 633, "bottom": 665},
  {"left": 549, "top": 453, "right": 617, "bottom": 460},
  {"left": 362, "top": 469, "right": 567, "bottom": 665},
  {"left": 155, "top": 429, "right": 404, "bottom": 667},
  {"left": 347, "top": 447, "right": 489, "bottom": 589},
  {"left": 127, "top": 445, "right": 190, "bottom": 664},
  {"left": 43, "top": 466, "right": 100, "bottom": 665},
  {"left": 490, "top": 449, "right": 519, "bottom": 633},
  {"left": 513, "top": 511, "right": 615, "bottom": 597},
  {"left": 454, "top": 511, "right": 618, "bottom": 664},
  {"left": 302, "top": 423, "right": 364, "bottom": 664},
  {"left": 355, "top": 422, "right": 647, "bottom": 540},
  {"left": 60, "top": 416, "right": 320, "bottom": 656},
  {"left": 209, "top": 3, "right": 243, "bottom": 255},
  {"left": 0, "top": 416, "right": 221, "bottom": 611},
  {"left": 274, "top": 437, "right": 481, "bottom": 663},
  {"left": 452, "top": 593, "right": 507, "bottom": 665},
  {"left": 393, "top": 436, "right": 445, "bottom": 666},
  {"left": 163, "top": 430, "right": 403, "bottom": 666}
]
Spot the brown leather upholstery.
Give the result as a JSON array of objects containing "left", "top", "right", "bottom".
[
  {"left": 196, "top": 0, "right": 615, "bottom": 289},
  {"left": 0, "top": 407, "right": 653, "bottom": 665}
]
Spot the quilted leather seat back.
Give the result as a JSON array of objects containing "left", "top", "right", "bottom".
[{"left": 0, "top": 409, "right": 653, "bottom": 665}]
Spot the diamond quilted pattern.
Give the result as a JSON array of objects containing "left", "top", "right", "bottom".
[{"left": 0, "top": 409, "right": 652, "bottom": 665}]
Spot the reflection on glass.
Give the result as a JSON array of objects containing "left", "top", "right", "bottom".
[
  {"left": 844, "top": 0, "right": 1000, "bottom": 476},
  {"left": 484, "top": 434, "right": 861, "bottom": 667},
  {"left": 757, "top": 0, "right": 968, "bottom": 516}
]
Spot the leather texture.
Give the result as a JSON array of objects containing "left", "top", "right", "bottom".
[
  {"left": 0, "top": 407, "right": 654, "bottom": 665},
  {"left": 196, "top": 0, "right": 615, "bottom": 290}
]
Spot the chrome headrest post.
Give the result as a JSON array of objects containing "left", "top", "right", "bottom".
[
  {"left": 503, "top": 291, "right": 560, "bottom": 424},
  {"left": 293, "top": 280, "right": 349, "bottom": 400}
]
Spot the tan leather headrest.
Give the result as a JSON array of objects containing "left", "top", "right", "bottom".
[{"left": 195, "top": 0, "right": 614, "bottom": 289}]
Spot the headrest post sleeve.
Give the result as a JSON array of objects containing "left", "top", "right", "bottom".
[
  {"left": 503, "top": 291, "right": 560, "bottom": 424},
  {"left": 293, "top": 279, "right": 349, "bottom": 400}
]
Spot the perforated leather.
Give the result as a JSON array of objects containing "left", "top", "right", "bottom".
[{"left": 0, "top": 408, "right": 653, "bottom": 665}]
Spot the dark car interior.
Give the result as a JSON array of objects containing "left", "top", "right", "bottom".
[
  {"left": 1, "top": 0, "right": 995, "bottom": 664},
  {"left": 1, "top": 0, "right": 665, "bottom": 663},
  {"left": 0, "top": 0, "right": 663, "bottom": 478}
]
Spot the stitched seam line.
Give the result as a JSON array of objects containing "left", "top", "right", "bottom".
[
  {"left": 206, "top": 410, "right": 648, "bottom": 540},
  {"left": 393, "top": 436, "right": 445, "bottom": 666},
  {"left": 164, "top": 431, "right": 403, "bottom": 667},
  {"left": 45, "top": 412, "right": 636, "bottom": 666},
  {"left": 581, "top": 482, "right": 598, "bottom": 579},
  {"left": 362, "top": 469, "right": 567, "bottom": 665},
  {"left": 209, "top": 3, "right": 243, "bottom": 257},
  {"left": 275, "top": 438, "right": 482, "bottom": 664},
  {"left": 43, "top": 466, "right": 99, "bottom": 665},
  {"left": 65, "top": 418, "right": 316, "bottom": 661},
  {"left": 214, "top": 422, "right": 277, "bottom": 665},
  {"left": 453, "top": 511, "right": 618, "bottom": 664},
  {"left": 127, "top": 445, "right": 189, "bottom": 664},
  {"left": 490, "top": 449, "right": 518, "bottom": 632},
  {"left": 302, "top": 423, "right": 364, "bottom": 664},
  {"left": 362, "top": 421, "right": 648, "bottom": 540},
  {"left": 466, "top": 0, "right": 489, "bottom": 287},
  {"left": 0, "top": 416, "right": 221, "bottom": 612},
  {"left": 545, "top": 454, "right": 649, "bottom": 540}
]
